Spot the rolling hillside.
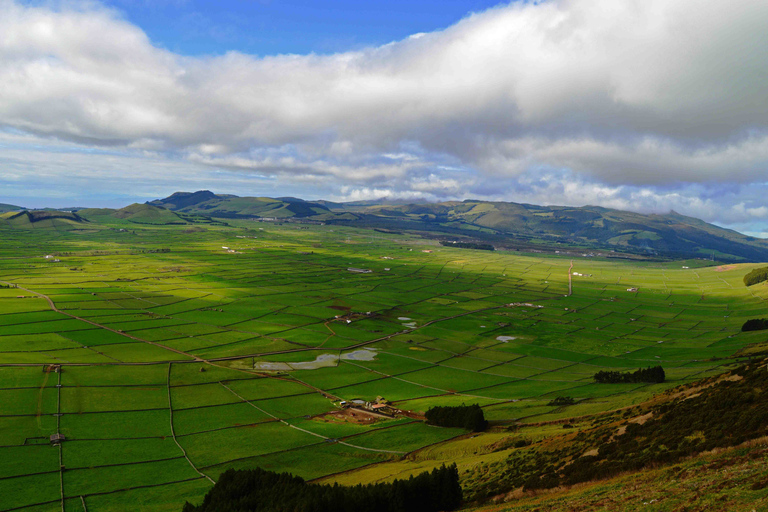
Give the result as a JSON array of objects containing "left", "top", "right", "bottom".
[
  {"left": 78, "top": 203, "right": 223, "bottom": 226},
  {"left": 0, "top": 210, "right": 89, "bottom": 230},
  {"left": 148, "top": 192, "right": 768, "bottom": 261}
]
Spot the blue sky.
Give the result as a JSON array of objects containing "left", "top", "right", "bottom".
[
  {"left": 2, "top": 0, "right": 768, "bottom": 236},
  {"left": 106, "top": 0, "right": 504, "bottom": 56}
]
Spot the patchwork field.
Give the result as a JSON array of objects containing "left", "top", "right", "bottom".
[{"left": 0, "top": 219, "right": 764, "bottom": 511}]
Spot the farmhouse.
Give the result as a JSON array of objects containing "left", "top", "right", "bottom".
[
  {"left": 370, "top": 403, "right": 395, "bottom": 415},
  {"left": 50, "top": 433, "right": 65, "bottom": 445},
  {"left": 627, "top": 287, "right": 638, "bottom": 292}
]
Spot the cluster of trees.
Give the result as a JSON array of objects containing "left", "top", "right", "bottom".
[
  {"left": 439, "top": 241, "right": 495, "bottom": 251},
  {"left": 425, "top": 404, "right": 488, "bottom": 432},
  {"left": 593, "top": 366, "right": 665, "bottom": 384},
  {"left": 182, "top": 465, "right": 462, "bottom": 512},
  {"left": 547, "top": 396, "right": 575, "bottom": 406},
  {"left": 742, "top": 319, "right": 768, "bottom": 332},
  {"left": 743, "top": 266, "right": 768, "bottom": 286}
]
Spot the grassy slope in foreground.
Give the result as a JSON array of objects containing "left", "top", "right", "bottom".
[{"left": 467, "top": 439, "right": 768, "bottom": 511}]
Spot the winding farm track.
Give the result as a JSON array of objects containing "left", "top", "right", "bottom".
[
  {"left": 219, "top": 382, "right": 407, "bottom": 455},
  {"left": 568, "top": 259, "right": 573, "bottom": 296}
]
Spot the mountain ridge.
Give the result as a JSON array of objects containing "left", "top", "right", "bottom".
[{"left": 139, "top": 191, "right": 768, "bottom": 262}]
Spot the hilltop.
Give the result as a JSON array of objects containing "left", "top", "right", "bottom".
[
  {"left": 148, "top": 191, "right": 768, "bottom": 262},
  {"left": 147, "top": 191, "right": 334, "bottom": 219}
]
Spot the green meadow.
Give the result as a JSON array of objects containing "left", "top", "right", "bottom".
[{"left": 0, "top": 218, "right": 764, "bottom": 511}]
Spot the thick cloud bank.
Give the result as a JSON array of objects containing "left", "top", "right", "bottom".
[{"left": 1, "top": 0, "right": 768, "bottom": 228}]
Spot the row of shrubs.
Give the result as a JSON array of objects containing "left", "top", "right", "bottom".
[
  {"left": 439, "top": 241, "right": 495, "bottom": 251},
  {"left": 593, "top": 366, "right": 665, "bottom": 384}
]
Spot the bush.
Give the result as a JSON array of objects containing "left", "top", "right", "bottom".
[
  {"left": 742, "top": 319, "right": 768, "bottom": 332},
  {"left": 744, "top": 266, "right": 768, "bottom": 286}
]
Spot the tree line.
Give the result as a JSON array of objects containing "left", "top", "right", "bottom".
[
  {"left": 593, "top": 366, "right": 665, "bottom": 384},
  {"left": 439, "top": 241, "right": 495, "bottom": 251},
  {"left": 425, "top": 404, "right": 488, "bottom": 432},
  {"left": 182, "top": 464, "right": 462, "bottom": 512}
]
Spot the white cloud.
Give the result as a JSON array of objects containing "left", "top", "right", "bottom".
[{"left": 1, "top": 0, "right": 768, "bottom": 228}]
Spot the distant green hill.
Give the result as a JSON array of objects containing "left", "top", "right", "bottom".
[
  {"left": 335, "top": 200, "right": 768, "bottom": 261},
  {"left": 148, "top": 191, "right": 333, "bottom": 219},
  {"left": 137, "top": 191, "right": 768, "bottom": 261},
  {"left": 0, "top": 210, "right": 88, "bottom": 230},
  {"left": 78, "top": 203, "right": 225, "bottom": 226},
  {"left": 0, "top": 203, "right": 24, "bottom": 213}
]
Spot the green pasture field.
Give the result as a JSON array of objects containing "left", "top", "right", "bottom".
[{"left": 0, "top": 219, "right": 764, "bottom": 510}]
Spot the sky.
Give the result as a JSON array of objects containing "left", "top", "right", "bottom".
[{"left": 1, "top": 0, "right": 768, "bottom": 236}]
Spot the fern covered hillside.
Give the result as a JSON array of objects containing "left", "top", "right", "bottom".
[{"left": 467, "top": 441, "right": 768, "bottom": 511}]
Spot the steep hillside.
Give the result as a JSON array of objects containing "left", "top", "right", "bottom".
[{"left": 467, "top": 440, "right": 768, "bottom": 511}]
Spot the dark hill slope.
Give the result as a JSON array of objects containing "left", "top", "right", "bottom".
[{"left": 147, "top": 190, "right": 222, "bottom": 210}]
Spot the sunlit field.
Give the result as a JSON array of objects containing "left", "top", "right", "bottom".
[{"left": 0, "top": 219, "right": 763, "bottom": 511}]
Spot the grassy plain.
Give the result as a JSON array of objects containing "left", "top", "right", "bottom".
[{"left": 0, "top": 217, "right": 764, "bottom": 511}]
